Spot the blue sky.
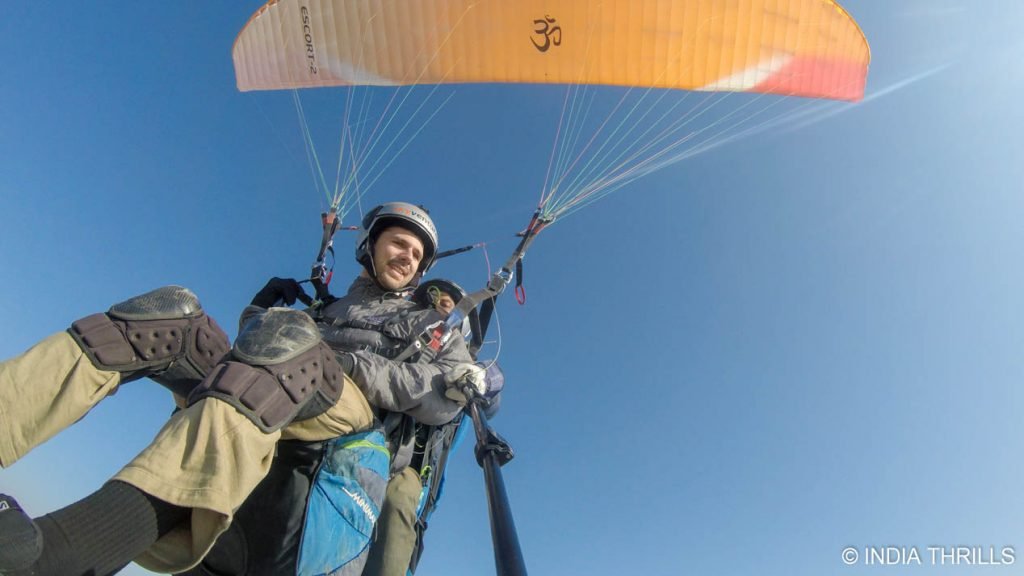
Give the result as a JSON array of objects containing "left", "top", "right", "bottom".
[{"left": 3, "top": 1, "right": 1024, "bottom": 575}]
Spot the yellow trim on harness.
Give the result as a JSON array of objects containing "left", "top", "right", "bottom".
[{"left": 341, "top": 439, "right": 391, "bottom": 459}]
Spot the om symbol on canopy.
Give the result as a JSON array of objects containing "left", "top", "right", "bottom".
[{"left": 531, "top": 15, "right": 562, "bottom": 52}]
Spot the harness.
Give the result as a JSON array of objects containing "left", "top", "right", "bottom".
[
  {"left": 397, "top": 210, "right": 551, "bottom": 361},
  {"left": 309, "top": 208, "right": 360, "bottom": 308},
  {"left": 407, "top": 417, "right": 465, "bottom": 573}
]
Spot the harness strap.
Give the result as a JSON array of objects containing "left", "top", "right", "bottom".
[
  {"left": 399, "top": 212, "right": 552, "bottom": 360},
  {"left": 468, "top": 302, "right": 487, "bottom": 357},
  {"left": 310, "top": 210, "right": 342, "bottom": 305},
  {"left": 419, "top": 419, "right": 461, "bottom": 519},
  {"left": 392, "top": 319, "right": 446, "bottom": 363},
  {"left": 514, "top": 258, "right": 526, "bottom": 305}
]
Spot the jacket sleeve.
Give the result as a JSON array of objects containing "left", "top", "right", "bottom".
[{"left": 346, "top": 335, "right": 473, "bottom": 426}]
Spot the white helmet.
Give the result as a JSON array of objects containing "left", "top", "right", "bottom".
[{"left": 355, "top": 202, "right": 439, "bottom": 276}]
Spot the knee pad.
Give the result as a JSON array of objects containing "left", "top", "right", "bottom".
[
  {"left": 68, "top": 286, "right": 230, "bottom": 397},
  {"left": 187, "top": 308, "right": 345, "bottom": 433}
]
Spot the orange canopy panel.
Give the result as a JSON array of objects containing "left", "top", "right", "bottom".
[{"left": 233, "top": 0, "right": 869, "bottom": 101}]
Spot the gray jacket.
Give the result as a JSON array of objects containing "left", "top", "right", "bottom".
[{"left": 313, "top": 276, "right": 470, "bottom": 427}]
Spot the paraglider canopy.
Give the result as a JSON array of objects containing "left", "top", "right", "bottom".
[
  {"left": 231, "top": 0, "right": 872, "bottom": 328},
  {"left": 233, "top": 0, "right": 869, "bottom": 102}
]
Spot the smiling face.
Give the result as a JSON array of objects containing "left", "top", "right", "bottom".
[
  {"left": 433, "top": 292, "right": 457, "bottom": 315},
  {"left": 370, "top": 225, "right": 424, "bottom": 291}
]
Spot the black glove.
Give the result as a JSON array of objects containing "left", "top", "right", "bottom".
[{"left": 250, "top": 277, "right": 312, "bottom": 308}]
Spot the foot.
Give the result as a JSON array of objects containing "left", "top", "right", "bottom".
[{"left": 0, "top": 494, "right": 42, "bottom": 572}]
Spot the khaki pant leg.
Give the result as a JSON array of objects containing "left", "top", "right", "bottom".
[
  {"left": 362, "top": 467, "right": 424, "bottom": 576},
  {"left": 116, "top": 373, "right": 375, "bottom": 574},
  {"left": 282, "top": 373, "right": 376, "bottom": 442},
  {"left": 114, "top": 398, "right": 279, "bottom": 573},
  {"left": 0, "top": 331, "right": 120, "bottom": 467}
]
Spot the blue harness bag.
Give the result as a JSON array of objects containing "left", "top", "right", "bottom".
[{"left": 297, "top": 428, "right": 391, "bottom": 576}]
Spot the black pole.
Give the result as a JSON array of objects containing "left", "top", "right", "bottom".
[{"left": 467, "top": 400, "right": 528, "bottom": 576}]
